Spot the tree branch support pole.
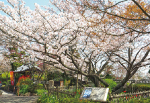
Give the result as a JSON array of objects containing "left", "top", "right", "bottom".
[
  {"left": 76, "top": 71, "right": 78, "bottom": 93},
  {"left": 56, "top": 86, "right": 59, "bottom": 99}
]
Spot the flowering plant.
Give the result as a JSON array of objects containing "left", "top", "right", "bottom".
[
  {"left": 123, "top": 91, "right": 126, "bottom": 93},
  {"left": 16, "top": 75, "right": 30, "bottom": 86}
]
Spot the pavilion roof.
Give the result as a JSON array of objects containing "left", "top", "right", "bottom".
[{"left": 14, "top": 64, "right": 42, "bottom": 73}]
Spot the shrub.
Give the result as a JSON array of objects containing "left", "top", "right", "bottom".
[
  {"left": 64, "top": 79, "right": 71, "bottom": 87},
  {"left": 37, "top": 83, "right": 44, "bottom": 89},
  {"left": 17, "top": 78, "right": 43, "bottom": 95},
  {"left": 133, "top": 83, "right": 150, "bottom": 91},
  {"left": 125, "top": 83, "right": 150, "bottom": 93},
  {"left": 19, "top": 85, "right": 29, "bottom": 94},
  {"left": 111, "top": 97, "right": 150, "bottom": 103},
  {"left": 104, "top": 79, "right": 117, "bottom": 92},
  {"left": 36, "top": 89, "right": 48, "bottom": 96},
  {"left": 1, "top": 72, "right": 10, "bottom": 80},
  {"left": 38, "top": 94, "right": 59, "bottom": 103},
  {"left": 105, "top": 74, "right": 114, "bottom": 79}
]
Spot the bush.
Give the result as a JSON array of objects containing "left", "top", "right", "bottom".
[
  {"left": 125, "top": 83, "right": 150, "bottom": 93},
  {"left": 37, "top": 83, "right": 44, "bottom": 89},
  {"left": 17, "top": 78, "right": 43, "bottom": 95},
  {"left": 36, "top": 89, "right": 48, "bottom": 96},
  {"left": 2, "top": 72, "right": 10, "bottom": 78},
  {"left": 111, "top": 97, "right": 150, "bottom": 103},
  {"left": 34, "top": 75, "right": 39, "bottom": 80},
  {"left": 105, "top": 74, "right": 114, "bottom": 79},
  {"left": 19, "top": 85, "right": 29, "bottom": 94},
  {"left": 133, "top": 83, "right": 150, "bottom": 91},
  {"left": 104, "top": 79, "right": 117, "bottom": 92},
  {"left": 1, "top": 72, "right": 10, "bottom": 81}
]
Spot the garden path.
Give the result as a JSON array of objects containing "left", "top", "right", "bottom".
[{"left": 0, "top": 89, "right": 39, "bottom": 103}]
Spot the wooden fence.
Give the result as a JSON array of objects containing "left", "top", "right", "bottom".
[
  {"left": 47, "top": 86, "right": 76, "bottom": 98},
  {"left": 46, "top": 86, "right": 84, "bottom": 98},
  {"left": 14, "top": 79, "right": 150, "bottom": 102},
  {"left": 110, "top": 90, "right": 150, "bottom": 102},
  {"left": 114, "top": 79, "right": 150, "bottom": 84},
  {"left": 38, "top": 80, "right": 83, "bottom": 98}
]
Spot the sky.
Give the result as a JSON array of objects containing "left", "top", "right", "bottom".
[
  {"left": 0, "top": 0, "right": 123, "bottom": 16},
  {"left": 1, "top": 0, "right": 122, "bottom": 10},
  {"left": 1, "top": 0, "right": 50, "bottom": 10}
]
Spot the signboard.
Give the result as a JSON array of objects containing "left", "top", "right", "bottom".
[
  {"left": 80, "top": 87, "right": 109, "bottom": 102},
  {"left": 10, "top": 71, "right": 14, "bottom": 86}
]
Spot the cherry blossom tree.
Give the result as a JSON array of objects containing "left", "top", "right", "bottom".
[
  {"left": 0, "top": 0, "right": 150, "bottom": 93},
  {"left": 53, "top": 0, "right": 150, "bottom": 92},
  {"left": 0, "top": 0, "right": 111, "bottom": 87},
  {"left": 0, "top": 55, "right": 11, "bottom": 72}
]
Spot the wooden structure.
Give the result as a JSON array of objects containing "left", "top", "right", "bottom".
[
  {"left": 14, "top": 63, "right": 42, "bottom": 74},
  {"left": 13, "top": 63, "right": 43, "bottom": 82},
  {"left": 113, "top": 79, "right": 150, "bottom": 84},
  {"left": 13, "top": 64, "right": 43, "bottom": 94},
  {"left": 24, "top": 80, "right": 79, "bottom": 98},
  {"left": 110, "top": 90, "right": 150, "bottom": 102}
]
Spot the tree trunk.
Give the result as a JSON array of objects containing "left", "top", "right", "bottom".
[
  {"left": 112, "top": 67, "right": 140, "bottom": 93},
  {"left": 112, "top": 72, "right": 130, "bottom": 93},
  {"left": 89, "top": 76, "right": 101, "bottom": 87},
  {"left": 94, "top": 78, "right": 101, "bottom": 87}
]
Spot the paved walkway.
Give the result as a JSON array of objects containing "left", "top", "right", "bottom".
[
  {"left": 0, "top": 90, "right": 39, "bottom": 103},
  {"left": 1, "top": 90, "right": 15, "bottom": 96}
]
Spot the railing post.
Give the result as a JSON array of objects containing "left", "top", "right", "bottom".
[
  {"left": 7, "top": 85, "right": 9, "bottom": 92},
  {"left": 48, "top": 81, "right": 50, "bottom": 96},
  {"left": 13, "top": 86, "right": 15, "bottom": 94},
  {"left": 109, "top": 92, "right": 113, "bottom": 102},
  {"left": 56, "top": 86, "right": 59, "bottom": 98},
  {"left": 17, "top": 87, "right": 19, "bottom": 96}
]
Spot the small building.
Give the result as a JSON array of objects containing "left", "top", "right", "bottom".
[
  {"left": 14, "top": 63, "right": 42, "bottom": 74},
  {"left": 13, "top": 63, "right": 43, "bottom": 84}
]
